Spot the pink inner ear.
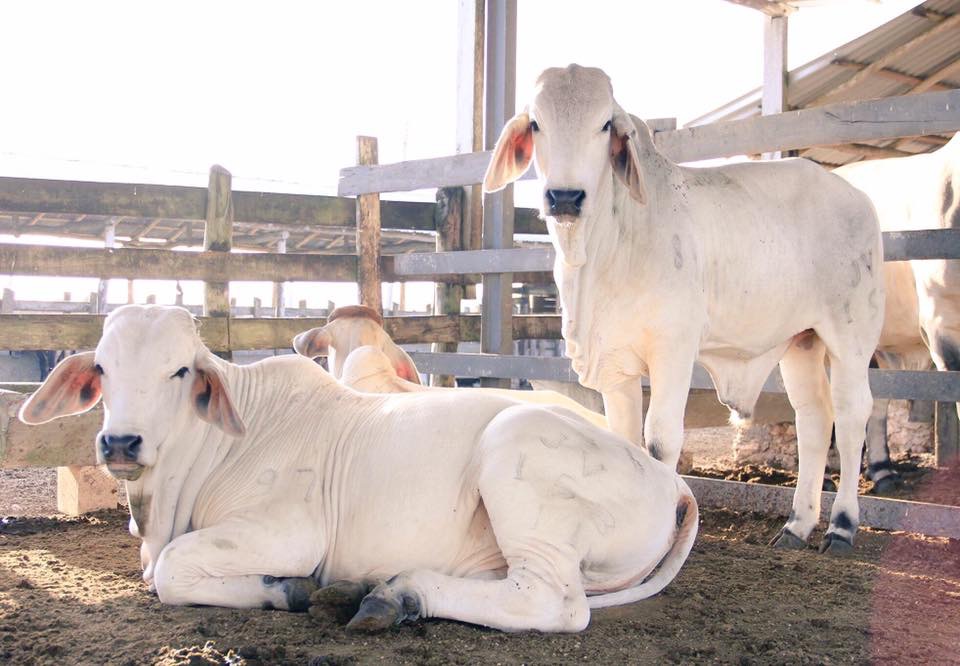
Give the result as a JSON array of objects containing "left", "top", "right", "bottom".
[{"left": 395, "top": 363, "right": 415, "bottom": 381}]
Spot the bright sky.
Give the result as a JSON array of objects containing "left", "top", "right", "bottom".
[{"left": 0, "top": 0, "right": 921, "bottom": 309}]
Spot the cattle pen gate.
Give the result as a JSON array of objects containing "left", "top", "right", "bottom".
[{"left": 2, "top": 99, "right": 960, "bottom": 536}]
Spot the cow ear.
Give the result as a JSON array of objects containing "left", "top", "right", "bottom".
[
  {"left": 609, "top": 105, "right": 647, "bottom": 205},
  {"left": 191, "top": 354, "right": 245, "bottom": 437},
  {"left": 19, "top": 352, "right": 102, "bottom": 425},
  {"left": 483, "top": 110, "right": 534, "bottom": 193},
  {"left": 293, "top": 326, "right": 332, "bottom": 358},
  {"left": 389, "top": 348, "right": 421, "bottom": 385}
]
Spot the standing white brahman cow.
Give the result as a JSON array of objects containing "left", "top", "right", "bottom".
[
  {"left": 19, "top": 305, "right": 697, "bottom": 633},
  {"left": 293, "top": 305, "right": 608, "bottom": 430},
  {"left": 835, "top": 132, "right": 960, "bottom": 487},
  {"left": 484, "top": 64, "right": 884, "bottom": 552}
]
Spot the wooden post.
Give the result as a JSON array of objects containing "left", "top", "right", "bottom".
[
  {"left": 480, "top": 0, "right": 517, "bottom": 388},
  {"left": 273, "top": 231, "right": 289, "bottom": 318},
  {"left": 761, "top": 14, "right": 788, "bottom": 160},
  {"left": 98, "top": 218, "right": 116, "bottom": 313},
  {"left": 935, "top": 402, "right": 960, "bottom": 465},
  {"left": 432, "top": 187, "right": 466, "bottom": 387},
  {"left": 1, "top": 288, "right": 13, "bottom": 314},
  {"left": 355, "top": 137, "right": 383, "bottom": 314},
  {"left": 204, "top": 164, "right": 233, "bottom": 359}
]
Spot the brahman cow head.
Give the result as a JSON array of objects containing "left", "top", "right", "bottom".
[
  {"left": 483, "top": 64, "right": 646, "bottom": 267},
  {"left": 19, "top": 305, "right": 245, "bottom": 480},
  {"left": 292, "top": 305, "right": 421, "bottom": 384}
]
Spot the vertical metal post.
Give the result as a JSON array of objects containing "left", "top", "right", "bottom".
[
  {"left": 761, "top": 14, "right": 788, "bottom": 160},
  {"left": 480, "top": 0, "right": 516, "bottom": 388}
]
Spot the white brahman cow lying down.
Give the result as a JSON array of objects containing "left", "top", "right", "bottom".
[
  {"left": 19, "top": 305, "right": 698, "bottom": 633},
  {"left": 484, "top": 64, "right": 884, "bottom": 553},
  {"left": 293, "top": 304, "right": 608, "bottom": 429},
  {"left": 835, "top": 132, "right": 960, "bottom": 489}
]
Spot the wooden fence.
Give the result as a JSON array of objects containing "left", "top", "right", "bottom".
[{"left": 1, "top": 88, "right": 960, "bottom": 534}]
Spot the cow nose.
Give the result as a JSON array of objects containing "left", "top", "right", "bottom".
[
  {"left": 546, "top": 189, "right": 586, "bottom": 217},
  {"left": 100, "top": 434, "right": 143, "bottom": 462}
]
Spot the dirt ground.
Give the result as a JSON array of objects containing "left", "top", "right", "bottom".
[{"left": 1, "top": 495, "right": 958, "bottom": 666}]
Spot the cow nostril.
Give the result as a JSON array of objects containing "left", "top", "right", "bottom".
[
  {"left": 103, "top": 434, "right": 143, "bottom": 461},
  {"left": 573, "top": 191, "right": 586, "bottom": 208},
  {"left": 546, "top": 189, "right": 587, "bottom": 214}
]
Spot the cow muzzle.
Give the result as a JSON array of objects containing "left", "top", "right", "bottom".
[
  {"left": 99, "top": 433, "right": 145, "bottom": 480},
  {"left": 546, "top": 189, "right": 586, "bottom": 218}
]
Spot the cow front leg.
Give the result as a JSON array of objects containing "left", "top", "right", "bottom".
[
  {"left": 601, "top": 377, "right": 644, "bottom": 446},
  {"left": 153, "top": 514, "right": 323, "bottom": 610},
  {"left": 643, "top": 348, "right": 697, "bottom": 469},
  {"left": 865, "top": 398, "right": 898, "bottom": 493}
]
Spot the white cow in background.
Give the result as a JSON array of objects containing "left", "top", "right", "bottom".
[
  {"left": 484, "top": 64, "right": 884, "bottom": 553},
  {"left": 19, "top": 305, "right": 697, "bottom": 633},
  {"left": 835, "top": 133, "right": 960, "bottom": 487},
  {"left": 293, "top": 305, "right": 608, "bottom": 430}
]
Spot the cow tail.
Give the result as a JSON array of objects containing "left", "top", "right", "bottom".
[{"left": 587, "top": 479, "right": 699, "bottom": 609}]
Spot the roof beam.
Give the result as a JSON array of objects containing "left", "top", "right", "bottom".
[
  {"left": 813, "top": 11, "right": 960, "bottom": 105},
  {"left": 909, "top": 57, "right": 960, "bottom": 94},
  {"left": 723, "top": 0, "right": 795, "bottom": 17},
  {"left": 832, "top": 58, "right": 952, "bottom": 91}
]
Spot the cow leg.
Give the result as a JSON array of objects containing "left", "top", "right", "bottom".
[
  {"left": 643, "top": 348, "right": 697, "bottom": 469},
  {"left": 773, "top": 336, "right": 833, "bottom": 548},
  {"left": 346, "top": 564, "right": 589, "bottom": 633},
  {"left": 865, "top": 398, "right": 897, "bottom": 493},
  {"left": 601, "top": 377, "right": 644, "bottom": 446},
  {"left": 821, "top": 352, "right": 873, "bottom": 553},
  {"left": 153, "top": 514, "right": 322, "bottom": 610}
]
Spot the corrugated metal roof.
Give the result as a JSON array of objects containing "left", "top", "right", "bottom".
[{"left": 689, "top": 0, "right": 959, "bottom": 166}]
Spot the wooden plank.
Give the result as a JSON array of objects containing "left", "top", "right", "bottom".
[
  {"left": 456, "top": 0, "right": 486, "bottom": 256},
  {"left": 204, "top": 164, "right": 233, "bottom": 330},
  {"left": 339, "top": 90, "right": 960, "bottom": 194},
  {"left": 935, "top": 402, "right": 960, "bottom": 466},
  {"left": 57, "top": 465, "right": 119, "bottom": 516},
  {"left": 683, "top": 476, "right": 960, "bottom": 539},
  {"left": 355, "top": 137, "right": 383, "bottom": 313},
  {"left": 0, "top": 176, "right": 437, "bottom": 232},
  {"left": 883, "top": 229, "right": 960, "bottom": 261},
  {"left": 394, "top": 247, "right": 554, "bottom": 277},
  {"left": 0, "top": 244, "right": 358, "bottom": 282},
  {"left": 722, "top": 0, "right": 793, "bottom": 17}
]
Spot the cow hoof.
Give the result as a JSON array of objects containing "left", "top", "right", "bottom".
[
  {"left": 309, "top": 580, "right": 369, "bottom": 622},
  {"left": 346, "top": 595, "right": 401, "bottom": 633},
  {"left": 819, "top": 532, "right": 854, "bottom": 555},
  {"left": 871, "top": 476, "right": 898, "bottom": 495},
  {"left": 770, "top": 527, "right": 806, "bottom": 549},
  {"left": 821, "top": 477, "right": 837, "bottom": 492},
  {"left": 282, "top": 577, "right": 319, "bottom": 612}
]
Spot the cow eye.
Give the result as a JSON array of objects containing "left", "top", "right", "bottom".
[
  {"left": 530, "top": 120, "right": 540, "bottom": 133},
  {"left": 171, "top": 366, "right": 189, "bottom": 379},
  {"left": 94, "top": 364, "right": 104, "bottom": 376},
  {"left": 601, "top": 120, "right": 612, "bottom": 132}
]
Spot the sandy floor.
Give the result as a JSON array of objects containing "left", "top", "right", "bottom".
[{"left": 0, "top": 505, "right": 958, "bottom": 666}]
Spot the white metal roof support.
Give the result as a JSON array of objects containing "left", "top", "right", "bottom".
[{"left": 480, "top": 0, "right": 517, "bottom": 387}]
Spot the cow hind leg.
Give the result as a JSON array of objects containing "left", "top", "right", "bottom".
[
  {"left": 821, "top": 351, "right": 873, "bottom": 554},
  {"left": 865, "top": 397, "right": 898, "bottom": 493},
  {"left": 346, "top": 564, "right": 589, "bottom": 633},
  {"left": 773, "top": 336, "right": 833, "bottom": 549}
]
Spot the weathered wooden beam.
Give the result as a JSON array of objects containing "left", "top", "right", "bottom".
[
  {"left": 0, "top": 243, "right": 357, "bottom": 282},
  {"left": 935, "top": 402, "right": 960, "bottom": 466},
  {"left": 910, "top": 57, "right": 960, "bottom": 95},
  {"left": 0, "top": 176, "right": 437, "bottom": 232},
  {"left": 684, "top": 476, "right": 960, "bottom": 539},
  {"left": 761, "top": 13, "right": 788, "bottom": 160},
  {"left": 722, "top": 0, "right": 793, "bottom": 17},
  {"left": 816, "top": 142, "right": 915, "bottom": 160},
  {"left": 339, "top": 90, "right": 960, "bottom": 194},
  {"left": 831, "top": 58, "right": 951, "bottom": 91},
  {"left": 355, "top": 137, "right": 383, "bottom": 314},
  {"left": 432, "top": 187, "right": 466, "bottom": 387},
  {"left": 204, "top": 165, "right": 233, "bottom": 336}
]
